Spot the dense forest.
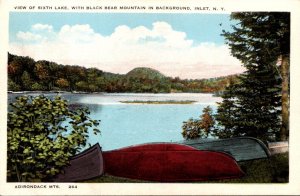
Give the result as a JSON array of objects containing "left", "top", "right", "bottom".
[{"left": 7, "top": 53, "right": 239, "bottom": 94}]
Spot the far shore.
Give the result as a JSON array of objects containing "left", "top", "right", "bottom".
[
  {"left": 8, "top": 90, "right": 218, "bottom": 95},
  {"left": 8, "top": 90, "right": 100, "bottom": 94},
  {"left": 120, "top": 100, "right": 197, "bottom": 104}
]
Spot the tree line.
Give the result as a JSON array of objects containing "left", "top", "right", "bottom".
[{"left": 8, "top": 53, "right": 238, "bottom": 94}]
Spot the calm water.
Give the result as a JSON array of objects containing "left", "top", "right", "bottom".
[{"left": 8, "top": 93, "right": 222, "bottom": 150}]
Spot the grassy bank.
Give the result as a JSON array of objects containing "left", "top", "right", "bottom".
[
  {"left": 83, "top": 153, "right": 288, "bottom": 183},
  {"left": 120, "top": 100, "right": 197, "bottom": 104},
  {"left": 213, "top": 152, "right": 289, "bottom": 183}
]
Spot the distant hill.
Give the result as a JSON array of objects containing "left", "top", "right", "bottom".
[
  {"left": 7, "top": 53, "right": 240, "bottom": 93},
  {"left": 126, "top": 67, "right": 167, "bottom": 80}
]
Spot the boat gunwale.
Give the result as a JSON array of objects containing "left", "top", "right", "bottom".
[
  {"left": 71, "top": 143, "right": 102, "bottom": 160},
  {"left": 181, "top": 136, "right": 271, "bottom": 158}
]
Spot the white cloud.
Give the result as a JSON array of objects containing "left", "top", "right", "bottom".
[
  {"left": 58, "top": 24, "right": 104, "bottom": 43},
  {"left": 10, "top": 22, "right": 244, "bottom": 79},
  {"left": 17, "top": 24, "right": 55, "bottom": 42},
  {"left": 16, "top": 31, "right": 43, "bottom": 42},
  {"left": 32, "top": 23, "right": 53, "bottom": 32}
]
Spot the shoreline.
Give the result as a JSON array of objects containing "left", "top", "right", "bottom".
[
  {"left": 7, "top": 90, "right": 218, "bottom": 95},
  {"left": 120, "top": 100, "right": 197, "bottom": 104}
]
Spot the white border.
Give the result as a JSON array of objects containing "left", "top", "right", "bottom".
[{"left": 1, "top": 0, "right": 300, "bottom": 195}]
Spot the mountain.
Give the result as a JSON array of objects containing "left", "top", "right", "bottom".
[
  {"left": 7, "top": 53, "right": 240, "bottom": 93},
  {"left": 126, "top": 67, "right": 167, "bottom": 80}
]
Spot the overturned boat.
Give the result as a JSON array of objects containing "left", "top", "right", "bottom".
[
  {"left": 53, "top": 143, "right": 104, "bottom": 182},
  {"left": 179, "top": 137, "right": 271, "bottom": 162},
  {"left": 103, "top": 143, "right": 244, "bottom": 182}
]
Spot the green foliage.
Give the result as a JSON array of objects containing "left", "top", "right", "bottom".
[
  {"left": 215, "top": 68, "right": 282, "bottom": 141},
  {"left": 56, "top": 78, "right": 69, "bottom": 89},
  {"left": 215, "top": 12, "right": 288, "bottom": 142},
  {"left": 214, "top": 79, "right": 239, "bottom": 138},
  {"left": 31, "top": 82, "right": 46, "bottom": 91},
  {"left": 200, "top": 106, "right": 215, "bottom": 136},
  {"left": 126, "top": 67, "right": 166, "bottom": 80},
  {"left": 7, "top": 53, "right": 238, "bottom": 94},
  {"left": 269, "top": 152, "right": 289, "bottom": 182},
  {"left": 21, "top": 71, "right": 33, "bottom": 90},
  {"left": 223, "top": 13, "right": 290, "bottom": 68},
  {"left": 182, "top": 106, "right": 215, "bottom": 139},
  {"left": 8, "top": 78, "right": 21, "bottom": 91},
  {"left": 182, "top": 118, "right": 202, "bottom": 139},
  {"left": 124, "top": 67, "right": 172, "bottom": 93},
  {"left": 7, "top": 95, "right": 100, "bottom": 182},
  {"left": 8, "top": 56, "right": 24, "bottom": 83},
  {"left": 214, "top": 153, "right": 288, "bottom": 183}
]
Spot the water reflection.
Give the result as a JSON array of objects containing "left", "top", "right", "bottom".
[{"left": 86, "top": 104, "right": 103, "bottom": 113}]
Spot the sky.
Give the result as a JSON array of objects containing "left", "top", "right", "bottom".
[{"left": 9, "top": 12, "right": 245, "bottom": 79}]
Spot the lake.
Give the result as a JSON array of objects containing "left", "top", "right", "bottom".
[{"left": 8, "top": 93, "right": 222, "bottom": 151}]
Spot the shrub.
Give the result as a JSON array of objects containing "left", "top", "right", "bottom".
[
  {"left": 182, "top": 106, "right": 215, "bottom": 139},
  {"left": 7, "top": 95, "right": 100, "bottom": 182}
]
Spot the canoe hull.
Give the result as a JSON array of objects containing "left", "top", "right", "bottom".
[
  {"left": 103, "top": 143, "right": 244, "bottom": 182},
  {"left": 53, "top": 143, "right": 104, "bottom": 182},
  {"left": 181, "top": 137, "right": 271, "bottom": 162}
]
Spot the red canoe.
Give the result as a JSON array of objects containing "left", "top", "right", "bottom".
[{"left": 103, "top": 143, "right": 244, "bottom": 182}]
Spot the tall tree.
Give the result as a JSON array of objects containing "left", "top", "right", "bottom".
[
  {"left": 222, "top": 12, "right": 290, "bottom": 141},
  {"left": 8, "top": 57, "right": 24, "bottom": 84},
  {"left": 199, "top": 106, "right": 215, "bottom": 137},
  {"left": 214, "top": 79, "right": 238, "bottom": 138},
  {"left": 34, "top": 61, "right": 50, "bottom": 90},
  {"left": 21, "top": 71, "right": 33, "bottom": 90}
]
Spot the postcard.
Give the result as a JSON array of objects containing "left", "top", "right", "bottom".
[{"left": 1, "top": 0, "right": 300, "bottom": 195}]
